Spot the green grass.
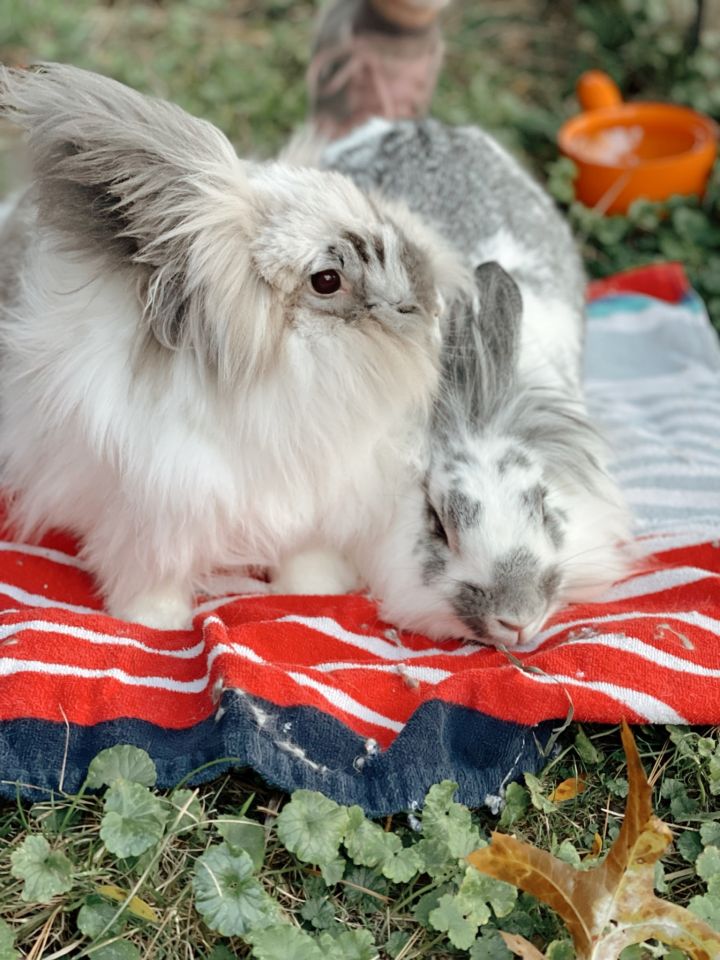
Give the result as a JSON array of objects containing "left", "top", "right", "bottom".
[
  {"left": 1, "top": 726, "right": 719, "bottom": 958},
  {"left": 1, "top": 1, "right": 720, "bottom": 957}
]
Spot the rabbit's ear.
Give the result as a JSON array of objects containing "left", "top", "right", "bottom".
[
  {"left": 0, "top": 63, "right": 252, "bottom": 351},
  {"left": 438, "top": 260, "right": 523, "bottom": 427}
]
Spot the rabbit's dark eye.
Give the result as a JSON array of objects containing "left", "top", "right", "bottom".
[
  {"left": 427, "top": 500, "right": 449, "bottom": 546},
  {"left": 311, "top": 270, "right": 342, "bottom": 295}
]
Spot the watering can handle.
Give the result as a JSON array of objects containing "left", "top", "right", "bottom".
[{"left": 576, "top": 70, "right": 623, "bottom": 111}]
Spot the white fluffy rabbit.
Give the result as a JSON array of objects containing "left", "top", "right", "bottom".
[
  {"left": 325, "top": 120, "right": 634, "bottom": 647},
  {"left": 0, "top": 66, "right": 468, "bottom": 629}
]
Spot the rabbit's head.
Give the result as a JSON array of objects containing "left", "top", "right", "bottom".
[
  {"left": 1, "top": 64, "right": 465, "bottom": 417},
  {"left": 364, "top": 262, "right": 633, "bottom": 647}
]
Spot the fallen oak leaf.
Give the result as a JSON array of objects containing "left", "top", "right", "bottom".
[
  {"left": 468, "top": 721, "right": 720, "bottom": 960},
  {"left": 499, "top": 931, "right": 548, "bottom": 959},
  {"left": 549, "top": 777, "right": 587, "bottom": 803},
  {"left": 469, "top": 832, "right": 594, "bottom": 954}
]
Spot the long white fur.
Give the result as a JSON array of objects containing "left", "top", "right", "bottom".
[{"left": 0, "top": 64, "right": 470, "bottom": 628}]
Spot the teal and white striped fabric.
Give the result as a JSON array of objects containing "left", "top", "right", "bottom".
[{"left": 586, "top": 289, "right": 720, "bottom": 557}]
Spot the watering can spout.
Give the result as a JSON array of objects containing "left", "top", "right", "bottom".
[{"left": 576, "top": 70, "right": 623, "bottom": 112}]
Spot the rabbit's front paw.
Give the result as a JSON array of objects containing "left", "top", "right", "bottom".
[
  {"left": 112, "top": 586, "right": 193, "bottom": 630},
  {"left": 273, "top": 549, "right": 359, "bottom": 596}
]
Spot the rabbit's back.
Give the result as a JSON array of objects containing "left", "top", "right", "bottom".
[
  {"left": 322, "top": 118, "right": 584, "bottom": 317},
  {"left": 323, "top": 118, "right": 585, "bottom": 390}
]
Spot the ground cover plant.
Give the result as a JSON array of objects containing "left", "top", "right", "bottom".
[
  {"left": 1, "top": 724, "right": 720, "bottom": 958},
  {"left": 1, "top": 1, "right": 720, "bottom": 956}
]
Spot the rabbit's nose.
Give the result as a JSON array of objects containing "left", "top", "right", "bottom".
[
  {"left": 492, "top": 615, "right": 545, "bottom": 646},
  {"left": 492, "top": 617, "right": 526, "bottom": 646}
]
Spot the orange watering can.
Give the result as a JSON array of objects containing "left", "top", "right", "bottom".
[{"left": 558, "top": 70, "right": 718, "bottom": 215}]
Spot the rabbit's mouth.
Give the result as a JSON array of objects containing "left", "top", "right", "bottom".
[{"left": 454, "top": 606, "right": 552, "bottom": 649}]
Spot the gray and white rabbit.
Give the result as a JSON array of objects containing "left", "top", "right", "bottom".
[
  {"left": 0, "top": 66, "right": 469, "bottom": 629},
  {"left": 323, "top": 119, "right": 634, "bottom": 647}
]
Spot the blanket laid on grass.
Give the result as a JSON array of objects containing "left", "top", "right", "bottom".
[{"left": 1, "top": 263, "right": 719, "bottom": 816}]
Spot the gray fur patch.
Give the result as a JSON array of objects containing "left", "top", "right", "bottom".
[
  {"left": 445, "top": 490, "right": 482, "bottom": 529},
  {"left": 451, "top": 581, "right": 493, "bottom": 640},
  {"left": 0, "top": 193, "right": 32, "bottom": 316},
  {"left": 493, "top": 547, "right": 539, "bottom": 588},
  {"left": 397, "top": 232, "right": 436, "bottom": 314},
  {"left": 508, "top": 389, "right": 604, "bottom": 492},
  {"left": 543, "top": 509, "right": 566, "bottom": 549},
  {"left": 449, "top": 448, "right": 472, "bottom": 465},
  {"left": 421, "top": 543, "right": 447, "bottom": 585},
  {"left": 343, "top": 230, "right": 370, "bottom": 264},
  {"left": 373, "top": 234, "right": 385, "bottom": 266},
  {"left": 434, "top": 261, "right": 523, "bottom": 434},
  {"left": 541, "top": 567, "right": 561, "bottom": 601},
  {"left": 520, "top": 483, "right": 545, "bottom": 520},
  {"left": 497, "top": 448, "right": 531, "bottom": 474}
]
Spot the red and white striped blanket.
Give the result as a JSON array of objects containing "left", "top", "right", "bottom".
[{"left": 1, "top": 263, "right": 718, "bottom": 814}]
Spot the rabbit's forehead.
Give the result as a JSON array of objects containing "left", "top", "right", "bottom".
[
  {"left": 334, "top": 222, "right": 436, "bottom": 306},
  {"left": 432, "top": 436, "right": 543, "bottom": 498}
]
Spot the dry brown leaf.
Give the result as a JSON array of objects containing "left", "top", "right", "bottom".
[
  {"left": 584, "top": 832, "right": 603, "bottom": 860},
  {"left": 468, "top": 721, "right": 720, "bottom": 960},
  {"left": 499, "top": 931, "right": 548, "bottom": 959},
  {"left": 549, "top": 776, "right": 587, "bottom": 803},
  {"left": 97, "top": 883, "right": 159, "bottom": 922}
]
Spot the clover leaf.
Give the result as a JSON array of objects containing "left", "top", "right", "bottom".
[
  {"left": 427, "top": 864, "right": 516, "bottom": 951},
  {"left": 300, "top": 896, "right": 336, "bottom": 930},
  {"left": 10, "top": 834, "right": 74, "bottom": 903},
  {"left": 100, "top": 780, "right": 168, "bottom": 858},
  {"left": 419, "top": 781, "right": 482, "bottom": 870},
  {"left": 545, "top": 940, "right": 576, "bottom": 960},
  {"left": 498, "top": 782, "right": 530, "bottom": 830},
  {"left": 344, "top": 805, "right": 399, "bottom": 867},
  {"left": 696, "top": 845, "right": 720, "bottom": 898},
  {"left": 428, "top": 892, "right": 478, "bottom": 950},
  {"left": 319, "top": 857, "right": 346, "bottom": 886},
  {"left": 192, "top": 843, "right": 277, "bottom": 937},
  {"left": 689, "top": 892, "right": 720, "bottom": 932},
  {"left": 381, "top": 844, "right": 424, "bottom": 883},
  {"left": 0, "top": 918, "right": 19, "bottom": 960},
  {"left": 276, "top": 790, "right": 349, "bottom": 866},
  {"left": 86, "top": 745, "right": 157, "bottom": 789},
  {"left": 168, "top": 788, "right": 204, "bottom": 835},
  {"left": 77, "top": 895, "right": 125, "bottom": 939},
  {"left": 86, "top": 942, "right": 140, "bottom": 960},
  {"left": 249, "top": 925, "right": 324, "bottom": 960},
  {"left": 216, "top": 817, "right": 266, "bottom": 871},
  {"left": 701, "top": 823, "right": 720, "bottom": 847},
  {"left": 695, "top": 847, "right": 720, "bottom": 880},
  {"left": 318, "top": 929, "right": 377, "bottom": 960},
  {"left": 469, "top": 929, "right": 513, "bottom": 959},
  {"left": 523, "top": 773, "right": 557, "bottom": 814},
  {"left": 457, "top": 865, "right": 516, "bottom": 919}
]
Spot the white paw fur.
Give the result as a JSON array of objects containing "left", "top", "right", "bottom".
[{"left": 273, "top": 549, "right": 360, "bottom": 596}]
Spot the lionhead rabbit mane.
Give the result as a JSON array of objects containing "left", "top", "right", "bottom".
[{"left": 0, "top": 64, "right": 470, "bottom": 628}]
